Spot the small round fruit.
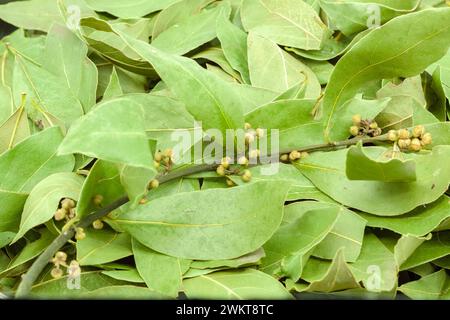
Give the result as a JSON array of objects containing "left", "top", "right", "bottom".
[
  {"left": 349, "top": 126, "right": 359, "bottom": 136},
  {"left": 249, "top": 149, "right": 260, "bottom": 159},
  {"left": 241, "top": 170, "right": 252, "bottom": 182},
  {"left": 216, "top": 165, "right": 226, "bottom": 177},
  {"left": 54, "top": 208, "right": 67, "bottom": 221},
  {"left": 412, "top": 125, "right": 425, "bottom": 138},
  {"left": 55, "top": 251, "right": 67, "bottom": 262},
  {"left": 51, "top": 267, "right": 63, "bottom": 279},
  {"left": 421, "top": 132, "right": 432, "bottom": 145},
  {"left": 397, "top": 129, "right": 410, "bottom": 139},
  {"left": 289, "top": 150, "right": 301, "bottom": 161},
  {"left": 61, "top": 198, "right": 75, "bottom": 210},
  {"left": 244, "top": 132, "right": 255, "bottom": 144},
  {"left": 255, "top": 128, "right": 264, "bottom": 138},
  {"left": 280, "top": 154, "right": 289, "bottom": 162},
  {"left": 154, "top": 152, "right": 162, "bottom": 162},
  {"left": 387, "top": 130, "right": 398, "bottom": 141},
  {"left": 238, "top": 156, "right": 249, "bottom": 166},
  {"left": 93, "top": 194, "right": 103, "bottom": 206},
  {"left": 226, "top": 179, "right": 235, "bottom": 187},
  {"left": 92, "top": 219, "right": 104, "bottom": 230},
  {"left": 409, "top": 138, "right": 421, "bottom": 151},
  {"left": 221, "top": 157, "right": 230, "bottom": 169},
  {"left": 352, "top": 114, "right": 362, "bottom": 125},
  {"left": 369, "top": 122, "right": 378, "bottom": 129},
  {"left": 244, "top": 122, "right": 252, "bottom": 130},
  {"left": 149, "top": 179, "right": 159, "bottom": 189}
]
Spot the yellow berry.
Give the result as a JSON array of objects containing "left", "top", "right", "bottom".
[
  {"left": 55, "top": 251, "right": 67, "bottom": 262},
  {"left": 92, "top": 219, "right": 104, "bottom": 230},
  {"left": 352, "top": 114, "right": 362, "bottom": 125},
  {"left": 241, "top": 170, "right": 252, "bottom": 182},
  {"left": 397, "top": 129, "right": 410, "bottom": 139},
  {"left": 387, "top": 130, "right": 398, "bottom": 141},
  {"left": 421, "top": 132, "right": 432, "bottom": 145},
  {"left": 93, "top": 194, "right": 103, "bottom": 206},
  {"left": 54, "top": 208, "right": 67, "bottom": 221},
  {"left": 244, "top": 132, "right": 255, "bottom": 144},
  {"left": 75, "top": 227, "right": 85, "bottom": 241},
  {"left": 216, "top": 165, "right": 226, "bottom": 177},
  {"left": 349, "top": 126, "right": 359, "bottom": 136},
  {"left": 412, "top": 125, "right": 425, "bottom": 138},
  {"left": 369, "top": 122, "right": 378, "bottom": 129},
  {"left": 226, "top": 179, "right": 235, "bottom": 187},
  {"left": 398, "top": 138, "right": 411, "bottom": 149},
  {"left": 238, "top": 156, "right": 249, "bottom": 166},
  {"left": 280, "top": 154, "right": 289, "bottom": 162},
  {"left": 255, "top": 128, "right": 264, "bottom": 138},
  {"left": 221, "top": 157, "right": 230, "bottom": 169},
  {"left": 153, "top": 160, "right": 160, "bottom": 168},
  {"left": 409, "top": 138, "right": 421, "bottom": 151},
  {"left": 51, "top": 267, "right": 63, "bottom": 279},
  {"left": 61, "top": 198, "right": 75, "bottom": 210},
  {"left": 154, "top": 151, "right": 162, "bottom": 162},
  {"left": 249, "top": 149, "right": 260, "bottom": 159},
  {"left": 289, "top": 150, "right": 301, "bottom": 161},
  {"left": 162, "top": 148, "right": 173, "bottom": 158},
  {"left": 149, "top": 179, "right": 159, "bottom": 189},
  {"left": 244, "top": 122, "right": 252, "bottom": 130}
]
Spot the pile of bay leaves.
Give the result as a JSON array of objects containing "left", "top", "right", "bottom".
[{"left": 0, "top": 0, "right": 450, "bottom": 300}]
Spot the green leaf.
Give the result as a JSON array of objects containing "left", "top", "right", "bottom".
[
  {"left": 401, "top": 232, "right": 450, "bottom": 270},
  {"left": 359, "top": 196, "right": 450, "bottom": 237},
  {"left": 216, "top": 11, "right": 250, "bottom": 84},
  {"left": 0, "top": 0, "right": 94, "bottom": 32},
  {"left": 399, "top": 269, "right": 447, "bottom": 300},
  {"left": 77, "top": 160, "right": 125, "bottom": 218},
  {"left": 101, "top": 269, "right": 144, "bottom": 283},
  {"left": 13, "top": 172, "right": 84, "bottom": 242},
  {"left": 247, "top": 32, "right": 321, "bottom": 97},
  {"left": 103, "top": 66, "right": 123, "bottom": 100},
  {"left": 295, "top": 145, "right": 450, "bottom": 216},
  {"left": 76, "top": 229, "right": 132, "bottom": 266},
  {"left": 116, "top": 31, "right": 245, "bottom": 135},
  {"left": 84, "top": 0, "right": 179, "bottom": 19},
  {"left": 82, "top": 285, "right": 168, "bottom": 299},
  {"left": 262, "top": 205, "right": 339, "bottom": 278},
  {"left": 152, "top": 3, "right": 229, "bottom": 55},
  {"left": 245, "top": 99, "right": 324, "bottom": 150},
  {"left": 58, "top": 97, "right": 154, "bottom": 169},
  {"left": 0, "top": 105, "right": 30, "bottom": 154},
  {"left": 323, "top": 8, "right": 450, "bottom": 140},
  {"left": 350, "top": 233, "right": 398, "bottom": 292},
  {"left": 0, "top": 230, "right": 54, "bottom": 277},
  {"left": 191, "top": 248, "right": 265, "bottom": 270},
  {"left": 44, "top": 23, "right": 97, "bottom": 113},
  {"left": 117, "top": 163, "right": 156, "bottom": 207},
  {"left": 183, "top": 269, "right": 293, "bottom": 299},
  {"left": 241, "top": 0, "right": 326, "bottom": 50},
  {"left": 132, "top": 239, "right": 188, "bottom": 298},
  {"left": 292, "top": 249, "right": 361, "bottom": 293},
  {"left": 346, "top": 144, "right": 417, "bottom": 182},
  {"left": 113, "top": 181, "right": 290, "bottom": 260},
  {"left": 319, "top": 0, "right": 420, "bottom": 36}
]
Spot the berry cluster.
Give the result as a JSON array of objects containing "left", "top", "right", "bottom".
[
  {"left": 50, "top": 251, "right": 81, "bottom": 280},
  {"left": 387, "top": 125, "right": 432, "bottom": 152},
  {"left": 53, "top": 198, "right": 76, "bottom": 221},
  {"left": 280, "top": 150, "right": 309, "bottom": 163},
  {"left": 349, "top": 114, "right": 382, "bottom": 137}
]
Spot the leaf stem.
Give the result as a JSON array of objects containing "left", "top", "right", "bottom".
[{"left": 15, "top": 134, "right": 389, "bottom": 297}]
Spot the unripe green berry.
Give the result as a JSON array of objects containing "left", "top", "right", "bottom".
[
  {"left": 54, "top": 208, "right": 67, "bottom": 221},
  {"left": 421, "top": 132, "right": 432, "bottom": 145},
  {"left": 352, "top": 114, "right": 362, "bottom": 125},
  {"left": 61, "top": 198, "right": 75, "bottom": 210},
  {"left": 149, "top": 179, "right": 159, "bottom": 189},
  {"left": 238, "top": 156, "right": 248, "bottom": 166},
  {"left": 397, "top": 129, "right": 410, "bottom": 139},
  {"left": 93, "top": 194, "right": 103, "bottom": 206},
  {"left": 349, "top": 126, "right": 359, "bottom": 136},
  {"left": 409, "top": 138, "right": 421, "bottom": 151},
  {"left": 51, "top": 267, "right": 63, "bottom": 279},
  {"left": 216, "top": 165, "right": 226, "bottom": 176},
  {"left": 241, "top": 170, "right": 252, "bottom": 182},
  {"left": 412, "top": 125, "right": 425, "bottom": 138},
  {"left": 92, "top": 219, "right": 104, "bottom": 230},
  {"left": 387, "top": 130, "right": 398, "bottom": 141}
]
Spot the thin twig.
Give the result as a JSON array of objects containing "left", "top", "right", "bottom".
[{"left": 15, "top": 135, "right": 389, "bottom": 297}]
